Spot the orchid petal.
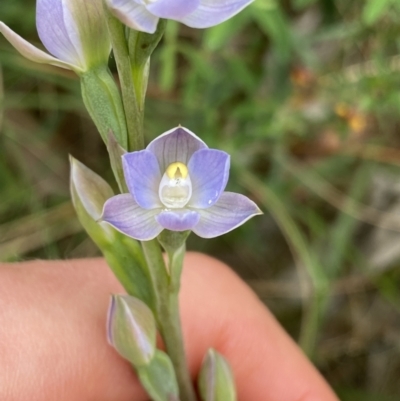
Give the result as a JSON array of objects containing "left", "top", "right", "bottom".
[
  {"left": 147, "top": 126, "right": 207, "bottom": 173},
  {"left": 156, "top": 210, "right": 200, "bottom": 231},
  {"left": 181, "top": 0, "right": 254, "bottom": 28},
  {"left": 146, "top": 0, "right": 199, "bottom": 20},
  {"left": 122, "top": 150, "right": 162, "bottom": 209},
  {"left": 107, "top": 0, "right": 159, "bottom": 33},
  {"left": 102, "top": 194, "right": 162, "bottom": 240},
  {"left": 36, "top": 0, "right": 83, "bottom": 66},
  {"left": 192, "top": 192, "right": 261, "bottom": 238},
  {"left": 188, "top": 149, "right": 230, "bottom": 208},
  {"left": 65, "top": 0, "right": 111, "bottom": 69},
  {"left": 0, "top": 22, "right": 77, "bottom": 71}
]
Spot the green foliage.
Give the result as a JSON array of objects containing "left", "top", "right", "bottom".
[
  {"left": 362, "top": 0, "right": 393, "bottom": 26},
  {"left": 1, "top": 0, "right": 400, "bottom": 398}
]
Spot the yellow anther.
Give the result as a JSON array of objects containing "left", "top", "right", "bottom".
[{"left": 166, "top": 162, "right": 188, "bottom": 179}]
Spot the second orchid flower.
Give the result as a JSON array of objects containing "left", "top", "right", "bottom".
[
  {"left": 107, "top": 0, "right": 254, "bottom": 34},
  {"left": 0, "top": 0, "right": 110, "bottom": 73},
  {"left": 102, "top": 127, "right": 261, "bottom": 240}
]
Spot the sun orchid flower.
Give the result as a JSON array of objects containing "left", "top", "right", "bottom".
[
  {"left": 101, "top": 127, "right": 261, "bottom": 240},
  {"left": 106, "top": 0, "right": 254, "bottom": 34},
  {"left": 0, "top": 0, "right": 110, "bottom": 73}
]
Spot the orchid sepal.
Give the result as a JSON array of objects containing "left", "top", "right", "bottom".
[
  {"left": 1, "top": 0, "right": 111, "bottom": 74},
  {"left": 0, "top": 22, "right": 80, "bottom": 73},
  {"left": 106, "top": 0, "right": 255, "bottom": 33}
]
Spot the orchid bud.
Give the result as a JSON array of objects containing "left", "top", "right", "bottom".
[
  {"left": 198, "top": 349, "right": 237, "bottom": 401},
  {"left": 70, "top": 154, "right": 116, "bottom": 245},
  {"left": 70, "top": 157, "right": 155, "bottom": 308},
  {"left": 0, "top": 0, "right": 110, "bottom": 74},
  {"left": 137, "top": 350, "right": 180, "bottom": 401},
  {"left": 70, "top": 156, "right": 114, "bottom": 223},
  {"left": 107, "top": 295, "right": 157, "bottom": 367}
]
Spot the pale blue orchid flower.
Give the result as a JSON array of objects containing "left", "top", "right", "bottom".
[
  {"left": 102, "top": 127, "right": 261, "bottom": 240},
  {"left": 106, "top": 0, "right": 254, "bottom": 34},
  {"left": 0, "top": 0, "right": 110, "bottom": 74}
]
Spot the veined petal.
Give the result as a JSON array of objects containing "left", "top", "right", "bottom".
[
  {"left": 36, "top": 0, "right": 83, "bottom": 66},
  {"left": 0, "top": 22, "right": 77, "bottom": 71},
  {"left": 147, "top": 126, "right": 207, "bottom": 173},
  {"left": 146, "top": 0, "right": 199, "bottom": 19},
  {"left": 188, "top": 149, "right": 230, "bottom": 208},
  {"left": 107, "top": 0, "right": 159, "bottom": 34},
  {"left": 102, "top": 194, "right": 162, "bottom": 240},
  {"left": 156, "top": 209, "right": 200, "bottom": 231},
  {"left": 192, "top": 192, "right": 261, "bottom": 238},
  {"left": 122, "top": 150, "right": 162, "bottom": 209},
  {"left": 181, "top": 0, "right": 254, "bottom": 28},
  {"left": 65, "top": 0, "right": 111, "bottom": 69}
]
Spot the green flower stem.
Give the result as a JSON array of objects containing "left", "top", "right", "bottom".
[
  {"left": 141, "top": 239, "right": 169, "bottom": 314},
  {"left": 142, "top": 239, "right": 197, "bottom": 401},
  {"left": 107, "top": 131, "right": 128, "bottom": 193},
  {"left": 158, "top": 230, "right": 190, "bottom": 293},
  {"left": 103, "top": 3, "right": 144, "bottom": 152},
  {"left": 102, "top": 7, "right": 192, "bottom": 398},
  {"left": 128, "top": 20, "right": 167, "bottom": 119},
  {"left": 160, "top": 292, "right": 196, "bottom": 401}
]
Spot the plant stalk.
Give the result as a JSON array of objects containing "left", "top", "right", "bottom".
[
  {"left": 103, "top": 8, "right": 193, "bottom": 397},
  {"left": 103, "top": 3, "right": 144, "bottom": 151},
  {"left": 142, "top": 239, "right": 197, "bottom": 401}
]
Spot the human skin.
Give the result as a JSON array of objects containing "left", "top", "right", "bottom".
[{"left": 0, "top": 253, "right": 339, "bottom": 401}]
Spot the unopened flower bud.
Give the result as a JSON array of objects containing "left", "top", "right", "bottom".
[
  {"left": 198, "top": 349, "right": 237, "bottom": 401},
  {"left": 107, "top": 295, "right": 157, "bottom": 367}
]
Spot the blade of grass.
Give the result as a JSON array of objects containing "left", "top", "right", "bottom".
[
  {"left": 281, "top": 157, "right": 400, "bottom": 232},
  {"left": 236, "top": 166, "right": 329, "bottom": 357},
  {"left": 0, "top": 204, "right": 82, "bottom": 261}
]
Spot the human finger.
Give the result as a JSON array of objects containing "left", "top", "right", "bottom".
[{"left": 0, "top": 254, "right": 339, "bottom": 401}]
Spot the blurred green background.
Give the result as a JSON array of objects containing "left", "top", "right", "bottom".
[{"left": 2, "top": 0, "right": 400, "bottom": 399}]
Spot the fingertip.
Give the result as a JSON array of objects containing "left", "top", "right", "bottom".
[{"left": 180, "top": 253, "right": 339, "bottom": 401}]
